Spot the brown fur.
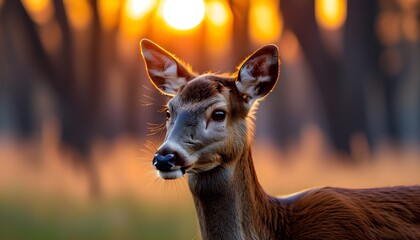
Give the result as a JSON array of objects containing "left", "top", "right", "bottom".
[
  {"left": 183, "top": 77, "right": 420, "bottom": 239},
  {"left": 286, "top": 186, "right": 420, "bottom": 239},
  {"left": 140, "top": 39, "right": 420, "bottom": 240}
]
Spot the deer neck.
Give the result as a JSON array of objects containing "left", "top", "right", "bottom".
[{"left": 187, "top": 146, "right": 286, "bottom": 239}]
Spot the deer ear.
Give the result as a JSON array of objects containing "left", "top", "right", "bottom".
[
  {"left": 140, "top": 39, "right": 195, "bottom": 96},
  {"left": 236, "top": 44, "right": 279, "bottom": 105}
]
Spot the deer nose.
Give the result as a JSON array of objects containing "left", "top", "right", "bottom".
[{"left": 153, "top": 153, "right": 176, "bottom": 172}]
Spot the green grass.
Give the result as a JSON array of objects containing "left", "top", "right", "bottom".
[{"left": 0, "top": 196, "right": 198, "bottom": 240}]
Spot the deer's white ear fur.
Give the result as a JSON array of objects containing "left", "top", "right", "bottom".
[
  {"left": 236, "top": 44, "right": 279, "bottom": 106},
  {"left": 140, "top": 39, "right": 195, "bottom": 96}
]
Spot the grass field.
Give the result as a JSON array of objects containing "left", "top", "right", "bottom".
[
  {"left": 0, "top": 196, "right": 197, "bottom": 240},
  {"left": 1, "top": 127, "right": 419, "bottom": 239}
]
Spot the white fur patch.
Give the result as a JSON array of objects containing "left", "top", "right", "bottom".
[
  {"left": 142, "top": 43, "right": 186, "bottom": 91},
  {"left": 148, "top": 61, "right": 187, "bottom": 95},
  {"left": 157, "top": 169, "right": 184, "bottom": 179},
  {"left": 162, "top": 77, "right": 186, "bottom": 95},
  {"left": 164, "top": 60, "right": 177, "bottom": 75},
  {"left": 236, "top": 70, "right": 256, "bottom": 97},
  {"left": 239, "top": 66, "right": 256, "bottom": 82},
  {"left": 237, "top": 65, "right": 273, "bottom": 105}
]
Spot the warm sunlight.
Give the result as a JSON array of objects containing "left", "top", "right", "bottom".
[
  {"left": 124, "top": 0, "right": 155, "bottom": 20},
  {"left": 22, "top": 0, "right": 49, "bottom": 13},
  {"left": 64, "top": 0, "right": 92, "bottom": 30},
  {"left": 205, "top": 0, "right": 233, "bottom": 55},
  {"left": 163, "top": 0, "right": 205, "bottom": 30},
  {"left": 280, "top": 31, "right": 300, "bottom": 64},
  {"left": 315, "top": 0, "right": 347, "bottom": 30},
  {"left": 98, "top": 0, "right": 120, "bottom": 31},
  {"left": 206, "top": 1, "right": 230, "bottom": 26},
  {"left": 249, "top": 0, "right": 282, "bottom": 45},
  {"left": 21, "top": 0, "right": 53, "bottom": 24},
  {"left": 3, "top": 0, "right": 420, "bottom": 239}
]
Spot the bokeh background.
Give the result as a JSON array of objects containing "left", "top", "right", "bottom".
[{"left": 1, "top": 0, "right": 419, "bottom": 239}]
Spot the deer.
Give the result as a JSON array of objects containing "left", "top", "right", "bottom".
[{"left": 140, "top": 38, "right": 420, "bottom": 239}]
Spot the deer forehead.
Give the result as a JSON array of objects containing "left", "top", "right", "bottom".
[
  {"left": 168, "top": 75, "right": 248, "bottom": 120},
  {"left": 169, "top": 76, "right": 230, "bottom": 106}
]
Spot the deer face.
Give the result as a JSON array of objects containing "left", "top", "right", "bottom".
[{"left": 140, "top": 39, "right": 279, "bottom": 180}]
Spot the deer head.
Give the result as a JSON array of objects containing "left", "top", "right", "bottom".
[{"left": 140, "top": 39, "right": 279, "bottom": 180}]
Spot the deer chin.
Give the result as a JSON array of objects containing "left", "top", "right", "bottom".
[
  {"left": 157, "top": 166, "right": 190, "bottom": 180},
  {"left": 157, "top": 169, "right": 183, "bottom": 179}
]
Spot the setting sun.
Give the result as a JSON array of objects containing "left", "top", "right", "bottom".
[{"left": 163, "top": 0, "right": 205, "bottom": 30}]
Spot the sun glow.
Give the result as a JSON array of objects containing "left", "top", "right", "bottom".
[
  {"left": 22, "top": 0, "right": 49, "bottom": 13},
  {"left": 124, "top": 0, "right": 155, "bottom": 20},
  {"left": 315, "top": 0, "right": 347, "bottom": 30},
  {"left": 98, "top": 0, "right": 120, "bottom": 30},
  {"left": 21, "top": 0, "right": 53, "bottom": 25},
  {"left": 205, "top": 0, "right": 233, "bottom": 55},
  {"left": 206, "top": 1, "right": 230, "bottom": 27},
  {"left": 163, "top": 0, "right": 205, "bottom": 30},
  {"left": 64, "top": 0, "right": 92, "bottom": 30},
  {"left": 249, "top": 0, "right": 282, "bottom": 45}
]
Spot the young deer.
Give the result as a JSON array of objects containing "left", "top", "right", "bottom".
[{"left": 140, "top": 39, "right": 420, "bottom": 239}]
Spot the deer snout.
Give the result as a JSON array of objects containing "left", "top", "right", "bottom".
[
  {"left": 153, "top": 153, "right": 176, "bottom": 172},
  {"left": 153, "top": 142, "right": 191, "bottom": 179}
]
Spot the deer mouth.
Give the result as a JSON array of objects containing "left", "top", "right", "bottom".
[{"left": 156, "top": 165, "right": 191, "bottom": 180}]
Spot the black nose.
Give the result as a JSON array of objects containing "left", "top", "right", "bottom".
[{"left": 153, "top": 153, "right": 176, "bottom": 172}]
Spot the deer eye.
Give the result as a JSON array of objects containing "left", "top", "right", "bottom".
[
  {"left": 211, "top": 110, "right": 226, "bottom": 122},
  {"left": 166, "top": 110, "right": 171, "bottom": 120}
]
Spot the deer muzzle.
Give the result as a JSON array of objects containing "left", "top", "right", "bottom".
[
  {"left": 153, "top": 149, "right": 190, "bottom": 179},
  {"left": 153, "top": 153, "right": 176, "bottom": 172}
]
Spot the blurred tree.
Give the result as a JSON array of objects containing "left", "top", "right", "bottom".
[
  {"left": 375, "top": 0, "right": 420, "bottom": 145},
  {"left": 230, "top": 0, "right": 251, "bottom": 64},
  {"left": 0, "top": 0, "right": 419, "bottom": 178},
  {"left": 0, "top": 0, "right": 109, "bottom": 195},
  {"left": 281, "top": 0, "right": 380, "bottom": 155}
]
